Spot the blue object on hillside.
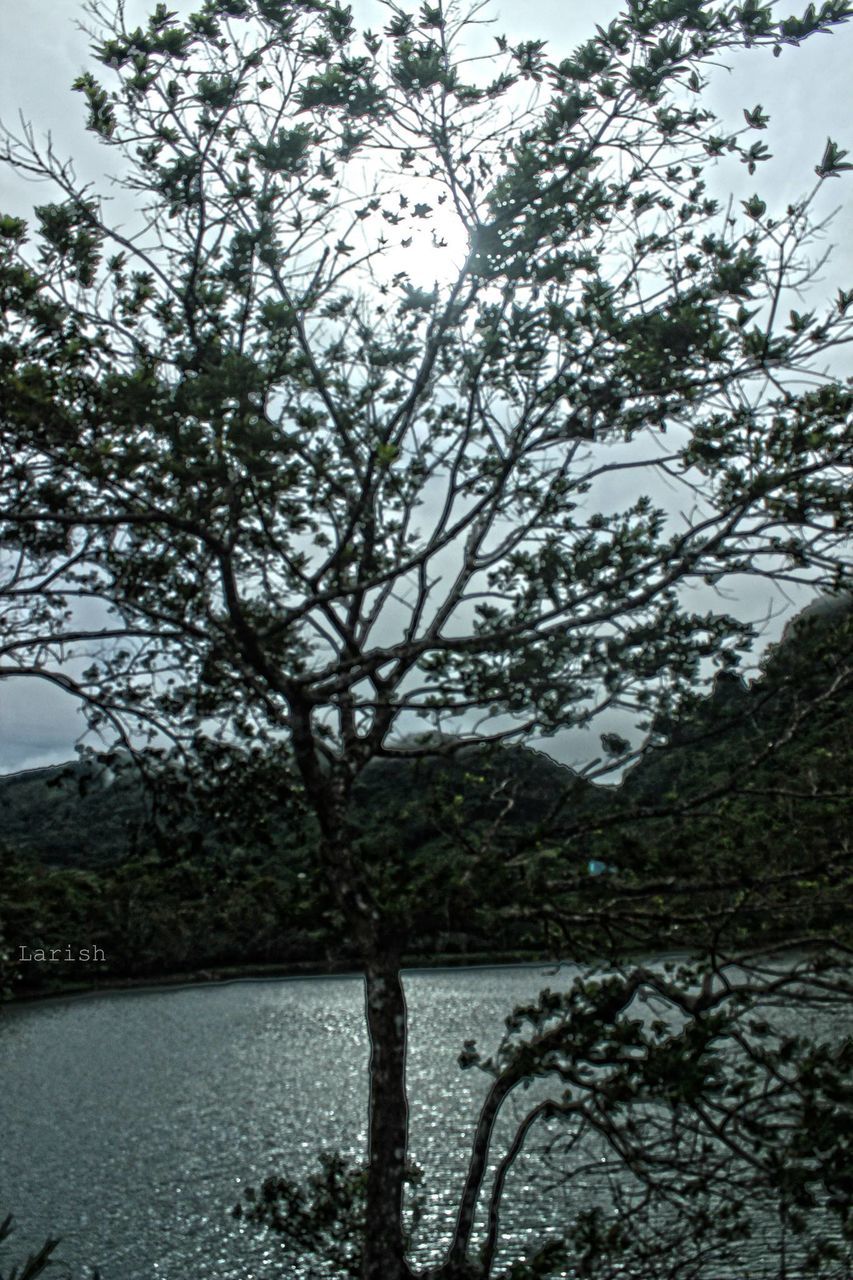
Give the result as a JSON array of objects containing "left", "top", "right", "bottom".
[{"left": 587, "top": 859, "right": 617, "bottom": 876}]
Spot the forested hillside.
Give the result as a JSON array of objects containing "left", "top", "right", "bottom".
[
  {"left": 2, "top": 596, "right": 850, "bottom": 995},
  {"left": 0, "top": 758, "right": 146, "bottom": 866}
]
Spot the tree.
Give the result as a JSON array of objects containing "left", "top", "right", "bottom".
[
  {"left": 1, "top": 1, "right": 852, "bottom": 1276},
  {"left": 0, "top": 1216, "right": 61, "bottom": 1280}
]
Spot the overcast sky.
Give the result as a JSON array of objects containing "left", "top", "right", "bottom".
[{"left": 1, "top": 1, "right": 851, "bottom": 773}]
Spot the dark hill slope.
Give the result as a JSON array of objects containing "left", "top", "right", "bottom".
[
  {"left": 2, "top": 595, "right": 849, "bottom": 877},
  {"left": 0, "top": 760, "right": 146, "bottom": 867},
  {"left": 0, "top": 742, "right": 606, "bottom": 869}
]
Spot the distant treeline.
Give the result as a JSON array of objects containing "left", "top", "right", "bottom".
[{"left": 1, "top": 598, "right": 850, "bottom": 997}]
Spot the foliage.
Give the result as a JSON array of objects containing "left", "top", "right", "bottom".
[
  {"left": 238, "top": 1154, "right": 367, "bottom": 1280},
  {"left": 2, "top": 0, "right": 852, "bottom": 782},
  {"left": 235, "top": 1153, "right": 425, "bottom": 1279},
  {"left": 0, "top": 1215, "right": 60, "bottom": 1280},
  {"left": 3, "top": 597, "right": 849, "bottom": 999},
  {"left": 463, "top": 963, "right": 852, "bottom": 1277},
  {"left": 570, "top": 595, "right": 853, "bottom": 952},
  {"left": 1, "top": 0, "right": 853, "bottom": 1276},
  {"left": 0, "top": 757, "right": 147, "bottom": 867}
]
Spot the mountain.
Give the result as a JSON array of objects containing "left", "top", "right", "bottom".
[
  {"left": 0, "top": 758, "right": 146, "bottom": 867},
  {"left": 2, "top": 593, "right": 849, "bottom": 874},
  {"left": 1, "top": 596, "right": 849, "bottom": 994},
  {"left": 0, "top": 740, "right": 604, "bottom": 869}
]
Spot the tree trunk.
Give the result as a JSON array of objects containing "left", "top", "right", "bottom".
[
  {"left": 287, "top": 727, "right": 413, "bottom": 1277},
  {"left": 363, "top": 954, "right": 414, "bottom": 1280}
]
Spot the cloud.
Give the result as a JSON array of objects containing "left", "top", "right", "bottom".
[{"left": 0, "top": 676, "right": 84, "bottom": 774}]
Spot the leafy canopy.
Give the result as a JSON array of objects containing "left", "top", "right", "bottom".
[
  {"left": 1, "top": 0, "right": 851, "bottom": 796},
  {"left": 1, "top": 4, "right": 853, "bottom": 1277}
]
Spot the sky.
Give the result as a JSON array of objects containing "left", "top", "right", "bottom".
[{"left": 0, "top": 0, "right": 851, "bottom": 774}]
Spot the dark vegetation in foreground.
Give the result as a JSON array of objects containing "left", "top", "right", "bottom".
[
  {"left": 2, "top": 598, "right": 850, "bottom": 999},
  {"left": 0, "top": 1214, "right": 63, "bottom": 1280}
]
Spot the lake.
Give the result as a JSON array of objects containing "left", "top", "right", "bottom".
[{"left": 0, "top": 963, "right": 843, "bottom": 1278}]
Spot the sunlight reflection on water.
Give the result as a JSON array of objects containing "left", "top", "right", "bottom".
[
  {"left": 1, "top": 966, "right": 563, "bottom": 1278},
  {"left": 0, "top": 963, "right": 841, "bottom": 1278}
]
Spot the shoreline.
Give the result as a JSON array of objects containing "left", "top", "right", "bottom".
[
  {"left": 6, "top": 933, "right": 824, "bottom": 1009},
  {"left": 2, "top": 948, "right": 583, "bottom": 1007}
]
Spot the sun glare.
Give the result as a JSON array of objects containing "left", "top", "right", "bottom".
[{"left": 361, "top": 173, "right": 473, "bottom": 293}]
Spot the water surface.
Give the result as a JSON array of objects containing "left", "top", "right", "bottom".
[
  {"left": 0, "top": 964, "right": 577, "bottom": 1278},
  {"left": 0, "top": 962, "right": 843, "bottom": 1278}
]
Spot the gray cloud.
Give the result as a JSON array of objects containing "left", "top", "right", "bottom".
[{"left": 0, "top": 676, "right": 86, "bottom": 773}]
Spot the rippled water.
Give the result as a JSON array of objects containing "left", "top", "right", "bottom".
[
  {"left": 0, "top": 963, "right": 844, "bottom": 1279},
  {"left": 0, "top": 964, "right": 584, "bottom": 1278}
]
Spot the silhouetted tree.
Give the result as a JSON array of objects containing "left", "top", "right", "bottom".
[{"left": 1, "top": 1, "right": 851, "bottom": 1275}]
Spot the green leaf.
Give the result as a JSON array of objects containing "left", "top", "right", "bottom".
[
  {"left": 741, "top": 194, "right": 766, "bottom": 220},
  {"left": 743, "top": 103, "right": 769, "bottom": 129},
  {"left": 815, "top": 136, "right": 853, "bottom": 178}
]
